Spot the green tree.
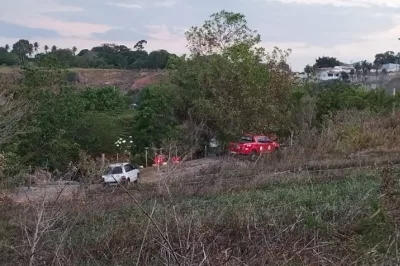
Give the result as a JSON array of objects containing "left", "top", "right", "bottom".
[
  {"left": 304, "top": 64, "right": 313, "bottom": 76},
  {"left": 8, "top": 83, "right": 131, "bottom": 170},
  {"left": 132, "top": 84, "right": 179, "bottom": 156},
  {"left": 314, "top": 56, "right": 342, "bottom": 68},
  {"left": 349, "top": 68, "right": 355, "bottom": 80},
  {"left": 354, "top": 62, "right": 362, "bottom": 80},
  {"left": 33, "top": 42, "right": 39, "bottom": 53},
  {"left": 4, "top": 44, "right": 9, "bottom": 52},
  {"left": 134, "top": 40, "right": 147, "bottom": 51},
  {"left": 185, "top": 10, "right": 260, "bottom": 55},
  {"left": 0, "top": 52, "right": 20, "bottom": 65},
  {"left": 72, "top": 46, "right": 77, "bottom": 55},
  {"left": 170, "top": 11, "right": 294, "bottom": 141},
  {"left": 51, "top": 45, "right": 57, "bottom": 52},
  {"left": 11, "top": 39, "right": 33, "bottom": 63},
  {"left": 51, "top": 49, "right": 74, "bottom": 66},
  {"left": 361, "top": 60, "right": 372, "bottom": 76},
  {"left": 341, "top": 71, "right": 350, "bottom": 81},
  {"left": 374, "top": 51, "right": 398, "bottom": 65},
  {"left": 146, "top": 49, "right": 170, "bottom": 69},
  {"left": 44, "top": 45, "right": 49, "bottom": 54},
  {"left": 80, "top": 86, "right": 128, "bottom": 112}
]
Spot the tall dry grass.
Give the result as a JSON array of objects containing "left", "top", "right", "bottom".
[{"left": 2, "top": 110, "right": 400, "bottom": 265}]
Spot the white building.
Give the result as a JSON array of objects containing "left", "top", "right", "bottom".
[
  {"left": 315, "top": 66, "right": 355, "bottom": 81},
  {"left": 380, "top": 63, "right": 400, "bottom": 73},
  {"left": 293, "top": 72, "right": 309, "bottom": 81}
]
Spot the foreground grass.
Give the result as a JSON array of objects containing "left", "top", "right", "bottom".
[{"left": 1, "top": 171, "right": 399, "bottom": 265}]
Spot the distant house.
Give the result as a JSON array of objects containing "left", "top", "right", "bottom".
[
  {"left": 315, "top": 65, "right": 355, "bottom": 81},
  {"left": 380, "top": 63, "right": 400, "bottom": 73},
  {"left": 293, "top": 72, "right": 309, "bottom": 82}
]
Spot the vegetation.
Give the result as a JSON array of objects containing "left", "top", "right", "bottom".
[
  {"left": 1, "top": 155, "right": 400, "bottom": 265},
  {"left": 1, "top": 61, "right": 132, "bottom": 175},
  {"left": 301, "top": 52, "right": 400, "bottom": 79},
  {"left": 1, "top": 10, "right": 400, "bottom": 265},
  {"left": 0, "top": 39, "right": 175, "bottom": 69}
]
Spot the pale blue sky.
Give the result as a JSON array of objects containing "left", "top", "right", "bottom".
[{"left": 1, "top": 0, "right": 400, "bottom": 70}]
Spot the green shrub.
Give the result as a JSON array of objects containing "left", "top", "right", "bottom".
[{"left": 66, "top": 71, "right": 78, "bottom": 83}]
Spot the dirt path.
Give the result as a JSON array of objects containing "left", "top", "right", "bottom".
[{"left": 1, "top": 158, "right": 223, "bottom": 204}]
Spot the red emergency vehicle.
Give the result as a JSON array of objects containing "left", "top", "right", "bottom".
[{"left": 229, "top": 133, "right": 279, "bottom": 159}]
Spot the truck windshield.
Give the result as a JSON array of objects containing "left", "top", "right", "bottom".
[
  {"left": 240, "top": 136, "right": 253, "bottom": 142},
  {"left": 103, "top": 167, "right": 112, "bottom": 175}
]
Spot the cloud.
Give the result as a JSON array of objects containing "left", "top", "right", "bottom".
[
  {"left": 92, "top": 28, "right": 147, "bottom": 42},
  {"left": 1, "top": 0, "right": 84, "bottom": 14},
  {"left": 0, "top": 22, "right": 60, "bottom": 39},
  {"left": 0, "top": 0, "right": 116, "bottom": 38},
  {"left": 144, "top": 24, "right": 187, "bottom": 51},
  {"left": 268, "top": 0, "right": 400, "bottom": 8},
  {"left": 106, "top": 1, "right": 143, "bottom": 9},
  {"left": 1, "top": 0, "right": 399, "bottom": 72},
  {"left": 262, "top": 21, "right": 400, "bottom": 71},
  {"left": 0, "top": 24, "right": 188, "bottom": 55},
  {"left": 105, "top": 0, "right": 178, "bottom": 9},
  {"left": 153, "top": 0, "right": 179, "bottom": 7},
  {"left": 2, "top": 15, "right": 115, "bottom": 38}
]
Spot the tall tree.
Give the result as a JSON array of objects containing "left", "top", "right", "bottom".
[
  {"left": 11, "top": 39, "right": 33, "bottom": 63},
  {"left": 304, "top": 64, "right": 313, "bottom": 75},
  {"left": 185, "top": 10, "right": 260, "bottom": 55},
  {"left": 44, "top": 45, "right": 49, "bottom": 54},
  {"left": 314, "top": 56, "right": 342, "bottom": 68},
  {"left": 33, "top": 42, "right": 39, "bottom": 53},
  {"left": 51, "top": 45, "right": 57, "bottom": 52},
  {"left": 134, "top": 40, "right": 147, "bottom": 51},
  {"left": 349, "top": 69, "right": 355, "bottom": 81},
  {"left": 168, "top": 10, "right": 294, "bottom": 140},
  {"left": 374, "top": 51, "right": 397, "bottom": 65},
  {"left": 4, "top": 44, "right": 9, "bottom": 52},
  {"left": 361, "top": 60, "right": 372, "bottom": 76},
  {"left": 354, "top": 62, "right": 362, "bottom": 80},
  {"left": 146, "top": 49, "right": 170, "bottom": 68},
  {"left": 72, "top": 46, "right": 78, "bottom": 55}
]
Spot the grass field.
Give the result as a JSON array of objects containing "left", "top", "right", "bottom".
[{"left": 1, "top": 161, "right": 399, "bottom": 265}]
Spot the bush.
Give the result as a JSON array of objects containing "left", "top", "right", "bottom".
[{"left": 66, "top": 71, "right": 78, "bottom": 83}]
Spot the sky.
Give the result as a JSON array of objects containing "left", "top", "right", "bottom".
[{"left": 0, "top": 0, "right": 400, "bottom": 71}]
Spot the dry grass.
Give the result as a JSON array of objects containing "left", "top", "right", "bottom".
[
  {"left": 2, "top": 111, "right": 400, "bottom": 265},
  {"left": 1, "top": 160, "right": 400, "bottom": 265}
]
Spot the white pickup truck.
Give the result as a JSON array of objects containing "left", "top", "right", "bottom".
[{"left": 102, "top": 163, "right": 140, "bottom": 184}]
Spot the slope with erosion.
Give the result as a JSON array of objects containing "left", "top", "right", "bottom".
[
  {"left": 72, "top": 68, "right": 168, "bottom": 91},
  {"left": 0, "top": 67, "right": 168, "bottom": 92}
]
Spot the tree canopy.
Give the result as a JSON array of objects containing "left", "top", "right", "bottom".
[
  {"left": 0, "top": 39, "right": 176, "bottom": 70},
  {"left": 131, "top": 10, "right": 294, "bottom": 159},
  {"left": 313, "top": 56, "right": 342, "bottom": 68}
]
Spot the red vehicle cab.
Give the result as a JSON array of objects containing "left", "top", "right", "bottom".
[{"left": 229, "top": 134, "right": 280, "bottom": 157}]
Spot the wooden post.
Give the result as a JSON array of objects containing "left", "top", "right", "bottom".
[
  {"left": 101, "top": 153, "right": 105, "bottom": 169},
  {"left": 393, "top": 88, "right": 396, "bottom": 116},
  {"left": 290, "top": 131, "right": 294, "bottom": 147},
  {"left": 145, "top": 147, "right": 148, "bottom": 168}
]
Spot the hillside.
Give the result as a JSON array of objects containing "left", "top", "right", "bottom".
[
  {"left": 72, "top": 68, "right": 168, "bottom": 91},
  {"left": 0, "top": 67, "right": 168, "bottom": 91}
]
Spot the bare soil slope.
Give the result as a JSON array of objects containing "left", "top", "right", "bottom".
[
  {"left": 74, "top": 68, "right": 167, "bottom": 91},
  {"left": 0, "top": 67, "right": 167, "bottom": 91}
]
